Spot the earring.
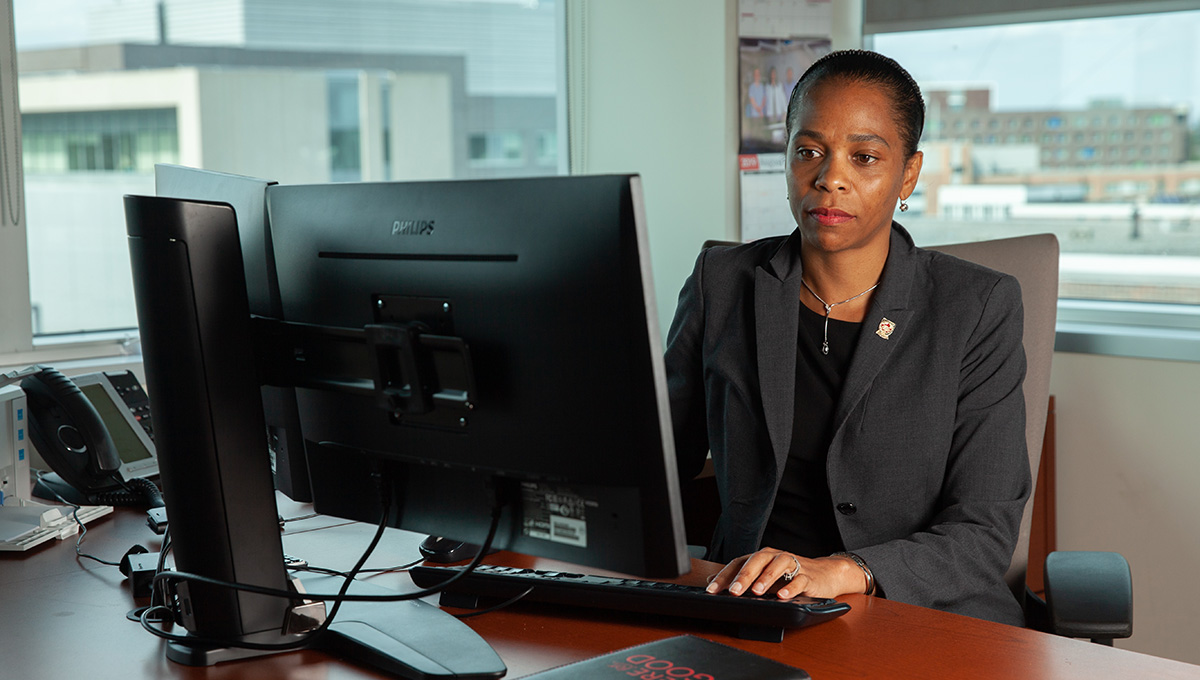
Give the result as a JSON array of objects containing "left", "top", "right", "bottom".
[{"left": 899, "top": 197, "right": 909, "bottom": 213}]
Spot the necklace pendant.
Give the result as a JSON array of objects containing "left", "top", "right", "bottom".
[{"left": 821, "top": 341, "right": 829, "bottom": 355}]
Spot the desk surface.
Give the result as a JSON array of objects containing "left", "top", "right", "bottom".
[{"left": 2, "top": 503, "right": 1197, "bottom": 680}]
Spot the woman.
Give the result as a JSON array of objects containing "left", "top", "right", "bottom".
[{"left": 665, "top": 50, "right": 1030, "bottom": 626}]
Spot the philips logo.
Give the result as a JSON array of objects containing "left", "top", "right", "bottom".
[{"left": 392, "top": 219, "right": 435, "bottom": 236}]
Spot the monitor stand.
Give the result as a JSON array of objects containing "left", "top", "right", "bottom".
[
  {"left": 165, "top": 576, "right": 507, "bottom": 679},
  {"left": 124, "top": 194, "right": 506, "bottom": 679}
]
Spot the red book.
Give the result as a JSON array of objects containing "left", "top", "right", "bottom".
[{"left": 523, "top": 634, "right": 811, "bottom": 679}]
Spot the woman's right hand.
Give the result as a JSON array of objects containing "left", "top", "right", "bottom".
[{"left": 705, "top": 548, "right": 866, "bottom": 600}]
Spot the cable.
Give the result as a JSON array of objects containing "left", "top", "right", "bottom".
[
  {"left": 149, "top": 503, "right": 503, "bottom": 604},
  {"left": 451, "top": 586, "right": 535, "bottom": 620},
  {"left": 140, "top": 487, "right": 395, "bottom": 651},
  {"left": 97, "top": 475, "right": 164, "bottom": 508},
  {"left": 279, "top": 512, "right": 320, "bottom": 524},
  {"left": 289, "top": 556, "right": 425, "bottom": 579},
  {"left": 33, "top": 470, "right": 123, "bottom": 567},
  {"left": 126, "top": 527, "right": 173, "bottom": 624},
  {"left": 72, "top": 504, "right": 122, "bottom": 566},
  {"left": 358, "top": 557, "right": 425, "bottom": 574},
  {"left": 139, "top": 484, "right": 506, "bottom": 653},
  {"left": 288, "top": 564, "right": 350, "bottom": 578}
]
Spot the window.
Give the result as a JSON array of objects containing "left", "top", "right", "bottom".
[
  {"left": 468, "top": 131, "right": 526, "bottom": 167},
  {"left": 7, "top": 0, "right": 567, "bottom": 339},
  {"left": 23, "top": 110, "right": 178, "bottom": 173},
  {"left": 536, "top": 130, "right": 558, "bottom": 166},
  {"left": 874, "top": 9, "right": 1200, "bottom": 309}
]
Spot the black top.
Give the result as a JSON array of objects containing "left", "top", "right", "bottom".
[{"left": 759, "top": 302, "right": 861, "bottom": 558}]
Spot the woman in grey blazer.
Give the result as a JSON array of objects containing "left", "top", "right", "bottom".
[{"left": 666, "top": 51, "right": 1030, "bottom": 626}]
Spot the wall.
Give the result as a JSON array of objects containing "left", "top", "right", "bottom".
[
  {"left": 390, "top": 72, "right": 454, "bottom": 181},
  {"left": 196, "top": 68, "right": 329, "bottom": 183},
  {"left": 566, "top": 0, "right": 739, "bottom": 336},
  {"left": 1050, "top": 351, "right": 1200, "bottom": 663}
]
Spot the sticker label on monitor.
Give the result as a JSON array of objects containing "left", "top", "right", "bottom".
[{"left": 520, "top": 482, "right": 590, "bottom": 548}]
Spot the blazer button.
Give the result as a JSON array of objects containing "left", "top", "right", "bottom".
[{"left": 836, "top": 502, "right": 857, "bottom": 515}]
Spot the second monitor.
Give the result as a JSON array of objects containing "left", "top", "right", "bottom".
[{"left": 263, "top": 174, "right": 690, "bottom": 578}]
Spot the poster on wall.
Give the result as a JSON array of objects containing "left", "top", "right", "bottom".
[
  {"left": 737, "top": 0, "right": 833, "bottom": 241},
  {"left": 738, "top": 37, "right": 830, "bottom": 154}
]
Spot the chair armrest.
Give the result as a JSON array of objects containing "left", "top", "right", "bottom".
[{"left": 1043, "top": 550, "right": 1132, "bottom": 643}]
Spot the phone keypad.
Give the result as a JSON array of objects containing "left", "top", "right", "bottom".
[{"left": 108, "top": 372, "right": 154, "bottom": 441}]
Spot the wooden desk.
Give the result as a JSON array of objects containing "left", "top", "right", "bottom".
[{"left": 2, "top": 505, "right": 1196, "bottom": 680}]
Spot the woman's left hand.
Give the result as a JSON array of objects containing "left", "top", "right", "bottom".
[{"left": 704, "top": 548, "right": 866, "bottom": 600}]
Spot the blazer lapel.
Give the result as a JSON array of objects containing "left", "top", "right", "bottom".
[
  {"left": 832, "top": 226, "right": 917, "bottom": 434},
  {"left": 756, "top": 234, "right": 804, "bottom": 469}
]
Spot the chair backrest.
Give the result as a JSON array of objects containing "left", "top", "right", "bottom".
[{"left": 928, "top": 234, "right": 1060, "bottom": 597}]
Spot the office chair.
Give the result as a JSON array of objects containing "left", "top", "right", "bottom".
[
  {"left": 929, "top": 234, "right": 1131, "bottom": 645},
  {"left": 686, "top": 234, "right": 1132, "bottom": 644}
]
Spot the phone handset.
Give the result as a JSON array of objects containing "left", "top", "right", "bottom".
[{"left": 21, "top": 366, "right": 163, "bottom": 507}]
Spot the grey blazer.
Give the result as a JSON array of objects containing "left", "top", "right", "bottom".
[{"left": 665, "top": 224, "right": 1031, "bottom": 626}]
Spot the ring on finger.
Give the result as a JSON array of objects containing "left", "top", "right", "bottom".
[{"left": 782, "top": 554, "right": 801, "bottom": 582}]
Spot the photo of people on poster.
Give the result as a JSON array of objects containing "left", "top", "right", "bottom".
[{"left": 739, "top": 38, "right": 830, "bottom": 153}]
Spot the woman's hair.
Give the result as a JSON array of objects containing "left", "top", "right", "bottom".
[{"left": 785, "top": 49, "right": 925, "bottom": 159}]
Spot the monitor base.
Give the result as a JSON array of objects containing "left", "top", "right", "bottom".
[{"left": 164, "top": 576, "right": 506, "bottom": 679}]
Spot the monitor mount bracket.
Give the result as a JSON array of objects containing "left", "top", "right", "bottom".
[{"left": 254, "top": 296, "right": 476, "bottom": 430}]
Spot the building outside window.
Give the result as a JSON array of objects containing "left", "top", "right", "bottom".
[
  {"left": 873, "top": 9, "right": 1200, "bottom": 306},
  {"left": 467, "top": 131, "right": 525, "bottom": 168},
  {"left": 11, "top": 0, "right": 565, "bottom": 336}
]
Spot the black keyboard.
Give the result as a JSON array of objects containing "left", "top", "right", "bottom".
[{"left": 410, "top": 564, "right": 851, "bottom": 642}]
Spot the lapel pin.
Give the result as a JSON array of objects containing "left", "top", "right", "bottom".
[{"left": 876, "top": 318, "right": 896, "bottom": 340}]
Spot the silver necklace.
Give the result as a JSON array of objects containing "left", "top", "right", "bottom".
[{"left": 800, "top": 278, "right": 879, "bottom": 355}]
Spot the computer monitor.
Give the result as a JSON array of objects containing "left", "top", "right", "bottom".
[
  {"left": 124, "top": 173, "right": 689, "bottom": 678},
  {"left": 264, "top": 175, "right": 687, "bottom": 577},
  {"left": 153, "top": 164, "right": 313, "bottom": 503}
]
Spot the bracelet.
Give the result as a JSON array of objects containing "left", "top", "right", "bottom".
[{"left": 832, "top": 551, "right": 876, "bottom": 596}]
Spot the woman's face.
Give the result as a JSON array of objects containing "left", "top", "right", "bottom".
[{"left": 785, "top": 78, "right": 922, "bottom": 258}]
